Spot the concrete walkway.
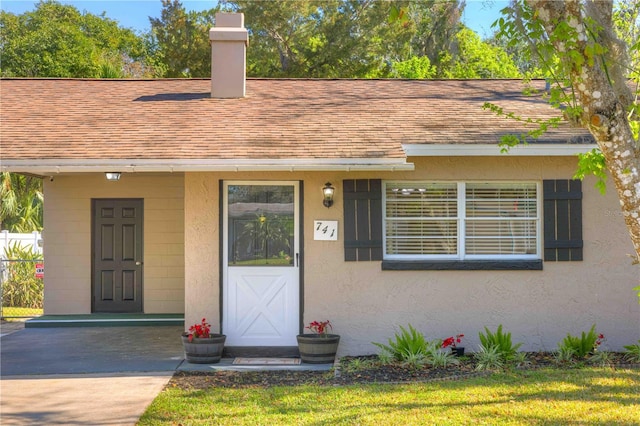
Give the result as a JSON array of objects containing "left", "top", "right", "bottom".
[
  {"left": 1, "top": 372, "right": 172, "bottom": 426},
  {"left": 0, "top": 322, "right": 181, "bottom": 426},
  {"left": 0, "top": 322, "right": 332, "bottom": 425}
]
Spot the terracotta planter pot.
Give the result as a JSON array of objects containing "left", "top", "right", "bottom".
[
  {"left": 296, "top": 334, "right": 340, "bottom": 364},
  {"left": 181, "top": 333, "right": 226, "bottom": 364}
]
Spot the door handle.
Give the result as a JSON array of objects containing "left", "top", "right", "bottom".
[
  {"left": 135, "top": 261, "right": 143, "bottom": 266},
  {"left": 295, "top": 253, "right": 299, "bottom": 267}
]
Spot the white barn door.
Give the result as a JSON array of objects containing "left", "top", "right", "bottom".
[{"left": 223, "top": 182, "right": 299, "bottom": 346}]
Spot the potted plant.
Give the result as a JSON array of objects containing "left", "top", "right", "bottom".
[
  {"left": 181, "top": 318, "right": 226, "bottom": 364},
  {"left": 296, "top": 320, "right": 340, "bottom": 364},
  {"left": 442, "top": 333, "right": 465, "bottom": 357}
]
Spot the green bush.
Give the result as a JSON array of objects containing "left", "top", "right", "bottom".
[
  {"left": 373, "top": 324, "right": 429, "bottom": 366},
  {"left": 623, "top": 340, "right": 640, "bottom": 363},
  {"left": 426, "top": 345, "right": 460, "bottom": 368},
  {"left": 478, "top": 324, "right": 523, "bottom": 361},
  {"left": 474, "top": 344, "right": 504, "bottom": 371},
  {"left": 373, "top": 325, "right": 460, "bottom": 369},
  {"left": 588, "top": 349, "right": 615, "bottom": 367},
  {"left": 2, "top": 242, "right": 43, "bottom": 309},
  {"left": 558, "top": 324, "right": 601, "bottom": 359},
  {"left": 554, "top": 346, "right": 578, "bottom": 365}
]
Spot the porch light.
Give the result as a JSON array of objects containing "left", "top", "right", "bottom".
[
  {"left": 323, "top": 182, "right": 335, "bottom": 208},
  {"left": 105, "top": 172, "right": 121, "bottom": 181}
]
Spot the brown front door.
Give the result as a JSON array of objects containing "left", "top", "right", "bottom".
[{"left": 92, "top": 199, "right": 143, "bottom": 313}]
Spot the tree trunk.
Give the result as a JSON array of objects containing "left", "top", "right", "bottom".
[{"left": 528, "top": 0, "right": 640, "bottom": 264}]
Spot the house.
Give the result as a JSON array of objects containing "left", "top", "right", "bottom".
[{"left": 1, "top": 13, "right": 637, "bottom": 355}]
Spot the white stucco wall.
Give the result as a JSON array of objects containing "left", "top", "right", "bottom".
[
  {"left": 183, "top": 156, "right": 639, "bottom": 354},
  {"left": 43, "top": 173, "right": 185, "bottom": 314}
]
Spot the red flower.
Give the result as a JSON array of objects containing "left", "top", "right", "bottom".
[
  {"left": 187, "top": 318, "right": 211, "bottom": 342},
  {"left": 306, "top": 320, "right": 332, "bottom": 335},
  {"left": 442, "top": 334, "right": 464, "bottom": 349},
  {"left": 441, "top": 337, "right": 455, "bottom": 348}
]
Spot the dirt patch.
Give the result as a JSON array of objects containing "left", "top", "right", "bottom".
[{"left": 168, "top": 352, "right": 636, "bottom": 390}]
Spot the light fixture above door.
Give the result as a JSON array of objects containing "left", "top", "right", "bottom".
[
  {"left": 322, "top": 182, "right": 335, "bottom": 208},
  {"left": 105, "top": 172, "right": 121, "bottom": 181}
]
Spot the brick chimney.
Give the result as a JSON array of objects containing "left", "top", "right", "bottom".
[{"left": 209, "top": 13, "right": 248, "bottom": 98}]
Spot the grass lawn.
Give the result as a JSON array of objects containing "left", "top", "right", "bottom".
[{"left": 139, "top": 368, "right": 640, "bottom": 425}]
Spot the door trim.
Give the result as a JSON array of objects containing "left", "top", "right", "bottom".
[{"left": 220, "top": 180, "right": 303, "bottom": 348}]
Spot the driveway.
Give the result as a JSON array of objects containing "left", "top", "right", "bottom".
[{"left": 0, "top": 325, "right": 184, "bottom": 426}]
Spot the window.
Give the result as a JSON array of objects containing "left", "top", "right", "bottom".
[{"left": 384, "top": 182, "right": 540, "bottom": 260}]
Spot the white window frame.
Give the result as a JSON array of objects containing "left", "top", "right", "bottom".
[{"left": 383, "top": 181, "right": 542, "bottom": 261}]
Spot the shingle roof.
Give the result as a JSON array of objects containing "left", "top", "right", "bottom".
[{"left": 0, "top": 78, "right": 593, "bottom": 164}]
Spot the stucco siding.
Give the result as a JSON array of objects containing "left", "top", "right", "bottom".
[
  {"left": 184, "top": 173, "right": 220, "bottom": 332},
  {"left": 43, "top": 174, "right": 185, "bottom": 314},
  {"left": 183, "top": 157, "right": 638, "bottom": 354},
  {"left": 42, "top": 156, "right": 637, "bottom": 354}
]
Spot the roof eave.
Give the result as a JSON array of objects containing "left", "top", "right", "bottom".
[
  {"left": 403, "top": 143, "right": 597, "bottom": 157},
  {"left": 0, "top": 158, "right": 415, "bottom": 174}
]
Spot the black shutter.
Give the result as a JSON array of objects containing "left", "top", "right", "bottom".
[
  {"left": 343, "top": 179, "right": 382, "bottom": 261},
  {"left": 543, "top": 179, "right": 583, "bottom": 261}
]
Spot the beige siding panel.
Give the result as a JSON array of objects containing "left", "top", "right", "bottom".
[{"left": 43, "top": 173, "right": 184, "bottom": 314}]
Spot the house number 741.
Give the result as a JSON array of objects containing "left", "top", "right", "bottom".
[{"left": 313, "top": 220, "right": 338, "bottom": 241}]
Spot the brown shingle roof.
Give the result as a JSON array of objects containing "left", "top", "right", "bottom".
[{"left": 0, "top": 78, "right": 593, "bottom": 163}]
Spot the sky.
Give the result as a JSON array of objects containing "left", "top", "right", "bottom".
[{"left": 0, "top": 0, "right": 509, "bottom": 38}]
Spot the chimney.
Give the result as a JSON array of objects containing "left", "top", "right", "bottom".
[{"left": 209, "top": 13, "right": 249, "bottom": 98}]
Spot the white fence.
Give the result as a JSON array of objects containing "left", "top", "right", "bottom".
[{"left": 0, "top": 231, "right": 43, "bottom": 256}]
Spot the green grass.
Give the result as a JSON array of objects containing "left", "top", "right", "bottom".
[
  {"left": 139, "top": 368, "right": 640, "bottom": 425},
  {"left": 1, "top": 306, "right": 42, "bottom": 319}
]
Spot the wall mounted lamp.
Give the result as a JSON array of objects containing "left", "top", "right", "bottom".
[
  {"left": 105, "top": 172, "right": 121, "bottom": 181},
  {"left": 322, "top": 182, "right": 335, "bottom": 208}
]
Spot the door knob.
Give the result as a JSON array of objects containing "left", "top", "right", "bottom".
[{"left": 135, "top": 261, "right": 143, "bottom": 265}]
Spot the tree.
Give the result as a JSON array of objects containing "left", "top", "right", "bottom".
[
  {"left": 0, "top": 173, "right": 43, "bottom": 233},
  {"left": 154, "top": 0, "right": 515, "bottom": 79},
  {"left": 613, "top": 0, "right": 640, "bottom": 77},
  {"left": 227, "top": 0, "right": 415, "bottom": 78},
  {"left": 392, "top": 56, "right": 436, "bottom": 79},
  {"left": 495, "top": 1, "right": 640, "bottom": 273},
  {"left": 149, "top": 0, "right": 218, "bottom": 77},
  {"left": 485, "top": 32, "right": 546, "bottom": 77},
  {"left": 406, "top": 0, "right": 465, "bottom": 69},
  {"left": 438, "top": 28, "right": 522, "bottom": 78},
  {"left": 0, "top": 0, "right": 157, "bottom": 78},
  {"left": 392, "top": 29, "right": 522, "bottom": 79}
]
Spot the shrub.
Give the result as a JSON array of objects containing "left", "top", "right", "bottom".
[
  {"left": 339, "top": 357, "right": 377, "bottom": 373},
  {"left": 2, "top": 242, "right": 43, "bottom": 309},
  {"left": 511, "top": 351, "right": 530, "bottom": 368},
  {"left": 554, "top": 346, "right": 578, "bottom": 366},
  {"left": 557, "top": 325, "right": 602, "bottom": 359},
  {"left": 474, "top": 345, "right": 503, "bottom": 371},
  {"left": 588, "top": 349, "right": 614, "bottom": 367},
  {"left": 478, "top": 324, "right": 523, "bottom": 361},
  {"left": 623, "top": 340, "right": 640, "bottom": 363},
  {"left": 398, "top": 349, "right": 427, "bottom": 369},
  {"left": 373, "top": 324, "right": 428, "bottom": 365},
  {"left": 426, "top": 344, "right": 460, "bottom": 368}
]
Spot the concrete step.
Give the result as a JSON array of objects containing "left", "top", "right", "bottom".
[{"left": 25, "top": 314, "right": 184, "bottom": 328}]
